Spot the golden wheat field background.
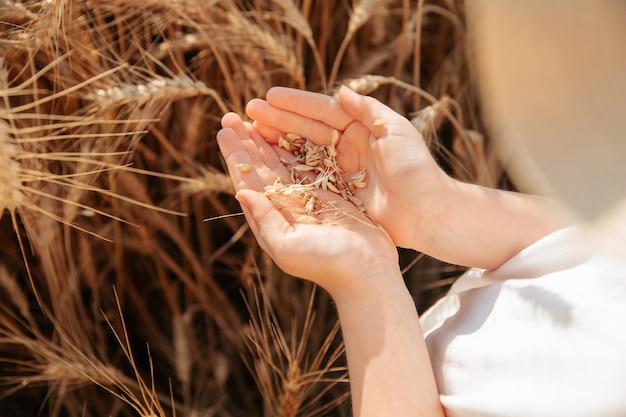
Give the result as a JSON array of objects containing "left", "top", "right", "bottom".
[{"left": 0, "top": 1, "right": 503, "bottom": 415}]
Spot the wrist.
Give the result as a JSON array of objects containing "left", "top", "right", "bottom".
[
  {"left": 406, "top": 177, "right": 572, "bottom": 269},
  {"left": 403, "top": 173, "right": 457, "bottom": 253},
  {"left": 328, "top": 262, "right": 405, "bottom": 307}
]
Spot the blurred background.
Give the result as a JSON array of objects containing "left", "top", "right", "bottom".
[
  {"left": 468, "top": 0, "right": 626, "bottom": 255},
  {"left": 468, "top": 0, "right": 626, "bottom": 221}
]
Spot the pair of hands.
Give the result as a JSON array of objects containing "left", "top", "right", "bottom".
[
  {"left": 216, "top": 85, "right": 566, "bottom": 417},
  {"left": 217, "top": 86, "right": 449, "bottom": 297}
]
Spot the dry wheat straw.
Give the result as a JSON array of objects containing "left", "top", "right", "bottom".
[
  {"left": 270, "top": 0, "right": 326, "bottom": 88},
  {"left": 328, "top": 0, "right": 393, "bottom": 87},
  {"left": 0, "top": 122, "right": 24, "bottom": 215},
  {"left": 244, "top": 283, "right": 348, "bottom": 417},
  {"left": 224, "top": 10, "right": 305, "bottom": 88},
  {"left": 178, "top": 167, "right": 235, "bottom": 196},
  {"left": 0, "top": 265, "right": 30, "bottom": 322}
]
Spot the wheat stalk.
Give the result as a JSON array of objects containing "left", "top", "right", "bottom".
[
  {"left": 328, "top": 0, "right": 394, "bottom": 87},
  {"left": 243, "top": 282, "right": 349, "bottom": 417},
  {"left": 0, "top": 122, "right": 25, "bottom": 215}
]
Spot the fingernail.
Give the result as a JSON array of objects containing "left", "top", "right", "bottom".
[
  {"left": 235, "top": 190, "right": 250, "bottom": 207},
  {"left": 339, "top": 85, "right": 358, "bottom": 99}
]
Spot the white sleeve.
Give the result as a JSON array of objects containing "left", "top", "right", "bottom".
[{"left": 421, "top": 227, "right": 626, "bottom": 417}]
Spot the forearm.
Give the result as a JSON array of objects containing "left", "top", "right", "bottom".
[
  {"left": 330, "top": 268, "right": 444, "bottom": 417},
  {"left": 416, "top": 177, "right": 572, "bottom": 270}
]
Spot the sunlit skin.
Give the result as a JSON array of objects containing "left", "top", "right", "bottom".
[
  {"left": 217, "top": 111, "right": 399, "bottom": 295},
  {"left": 217, "top": 86, "right": 569, "bottom": 416},
  {"left": 245, "top": 86, "right": 570, "bottom": 269}
]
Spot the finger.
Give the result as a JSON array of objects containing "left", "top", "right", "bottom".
[
  {"left": 216, "top": 127, "right": 266, "bottom": 192},
  {"left": 250, "top": 119, "right": 284, "bottom": 144},
  {"left": 221, "top": 112, "right": 249, "bottom": 138},
  {"left": 248, "top": 120, "right": 336, "bottom": 174},
  {"left": 334, "top": 121, "right": 373, "bottom": 175},
  {"left": 242, "top": 123, "right": 297, "bottom": 185},
  {"left": 337, "top": 86, "right": 417, "bottom": 139},
  {"left": 233, "top": 190, "right": 271, "bottom": 255},
  {"left": 266, "top": 86, "right": 354, "bottom": 130},
  {"left": 251, "top": 110, "right": 365, "bottom": 180},
  {"left": 235, "top": 189, "right": 291, "bottom": 251},
  {"left": 219, "top": 112, "right": 291, "bottom": 184},
  {"left": 244, "top": 122, "right": 286, "bottom": 174},
  {"left": 246, "top": 98, "right": 337, "bottom": 146}
]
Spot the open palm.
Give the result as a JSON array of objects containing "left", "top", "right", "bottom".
[
  {"left": 245, "top": 86, "right": 449, "bottom": 249},
  {"left": 217, "top": 112, "right": 399, "bottom": 295}
]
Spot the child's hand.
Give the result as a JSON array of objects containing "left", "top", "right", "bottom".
[
  {"left": 245, "top": 86, "right": 451, "bottom": 250},
  {"left": 217, "top": 112, "right": 401, "bottom": 297},
  {"left": 240, "top": 86, "right": 568, "bottom": 270}
]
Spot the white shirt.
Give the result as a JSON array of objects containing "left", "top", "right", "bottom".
[{"left": 420, "top": 227, "right": 626, "bottom": 417}]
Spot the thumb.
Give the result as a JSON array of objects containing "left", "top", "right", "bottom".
[
  {"left": 338, "top": 85, "right": 414, "bottom": 138},
  {"left": 235, "top": 189, "right": 290, "bottom": 246}
]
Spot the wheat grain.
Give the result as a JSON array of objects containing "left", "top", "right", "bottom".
[
  {"left": 243, "top": 282, "right": 348, "bottom": 417},
  {"left": 265, "top": 131, "right": 367, "bottom": 217},
  {"left": 178, "top": 167, "right": 234, "bottom": 196}
]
